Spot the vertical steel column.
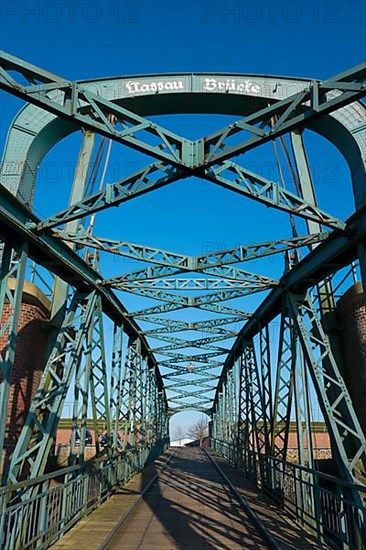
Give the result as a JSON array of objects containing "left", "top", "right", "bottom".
[
  {"left": 110, "top": 323, "right": 124, "bottom": 450},
  {"left": 259, "top": 326, "right": 273, "bottom": 455},
  {"left": 271, "top": 310, "right": 296, "bottom": 461},
  {"left": 242, "top": 341, "right": 268, "bottom": 480},
  {"left": 232, "top": 358, "right": 240, "bottom": 446},
  {"left": 135, "top": 353, "right": 145, "bottom": 450},
  {"left": 150, "top": 373, "right": 158, "bottom": 447},
  {"left": 227, "top": 369, "right": 235, "bottom": 448},
  {"left": 218, "top": 392, "right": 224, "bottom": 444},
  {"left": 120, "top": 337, "right": 140, "bottom": 450},
  {"left": 292, "top": 344, "right": 317, "bottom": 525},
  {"left": 222, "top": 377, "right": 228, "bottom": 443},
  {"left": 144, "top": 366, "right": 153, "bottom": 447},
  {"left": 258, "top": 326, "right": 274, "bottom": 489},
  {"left": 237, "top": 352, "right": 248, "bottom": 471},
  {"left": 47, "top": 130, "right": 95, "bottom": 336},
  {"left": 0, "top": 241, "right": 27, "bottom": 477},
  {"left": 291, "top": 130, "right": 335, "bottom": 315},
  {"left": 288, "top": 291, "right": 366, "bottom": 543},
  {"left": 88, "top": 296, "right": 112, "bottom": 454},
  {"left": 293, "top": 345, "right": 314, "bottom": 469},
  {"left": 69, "top": 320, "right": 93, "bottom": 466},
  {"left": 288, "top": 292, "right": 366, "bottom": 485}
]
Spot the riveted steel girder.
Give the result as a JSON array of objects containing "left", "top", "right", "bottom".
[
  {"left": 0, "top": 242, "right": 28, "bottom": 471},
  {"left": 2, "top": 54, "right": 366, "bottom": 550},
  {"left": 139, "top": 304, "right": 248, "bottom": 317},
  {"left": 36, "top": 162, "right": 182, "bottom": 232},
  {"left": 0, "top": 185, "right": 167, "bottom": 400},
  {"left": 288, "top": 292, "right": 366, "bottom": 484},
  {"left": 152, "top": 333, "right": 233, "bottom": 351},
  {"left": 0, "top": 52, "right": 192, "bottom": 168},
  {"left": 165, "top": 377, "right": 217, "bottom": 389},
  {"left": 199, "top": 63, "right": 366, "bottom": 166},
  {"left": 218, "top": 206, "right": 366, "bottom": 384},
  {"left": 57, "top": 229, "right": 328, "bottom": 273},
  {"left": 5, "top": 289, "right": 97, "bottom": 486},
  {"left": 163, "top": 367, "right": 218, "bottom": 379},
  {"left": 111, "top": 276, "right": 276, "bottom": 291},
  {"left": 119, "top": 285, "right": 261, "bottom": 307},
  {"left": 37, "top": 160, "right": 342, "bottom": 230},
  {"left": 204, "top": 162, "right": 345, "bottom": 229},
  {"left": 142, "top": 315, "right": 247, "bottom": 333}
]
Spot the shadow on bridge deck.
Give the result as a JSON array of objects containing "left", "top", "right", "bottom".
[{"left": 52, "top": 447, "right": 324, "bottom": 550}]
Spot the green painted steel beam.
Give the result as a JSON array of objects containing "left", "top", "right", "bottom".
[
  {"left": 36, "top": 162, "right": 182, "bottom": 232},
  {"left": 160, "top": 357, "right": 222, "bottom": 367},
  {"left": 146, "top": 326, "right": 237, "bottom": 337},
  {"left": 57, "top": 228, "right": 193, "bottom": 269},
  {"left": 134, "top": 302, "right": 249, "bottom": 317},
  {"left": 129, "top": 285, "right": 252, "bottom": 317},
  {"left": 159, "top": 350, "right": 226, "bottom": 361},
  {"left": 118, "top": 285, "right": 265, "bottom": 307},
  {"left": 58, "top": 230, "right": 328, "bottom": 273},
  {"left": 203, "top": 162, "right": 345, "bottom": 230},
  {"left": 105, "top": 264, "right": 277, "bottom": 285},
  {"left": 142, "top": 315, "right": 246, "bottom": 333},
  {"left": 169, "top": 402, "right": 212, "bottom": 413},
  {"left": 163, "top": 367, "right": 218, "bottom": 378},
  {"left": 195, "top": 233, "right": 328, "bottom": 268},
  {"left": 165, "top": 377, "right": 218, "bottom": 388},
  {"left": 37, "top": 157, "right": 342, "bottom": 230},
  {"left": 152, "top": 334, "right": 234, "bottom": 349},
  {"left": 167, "top": 388, "right": 215, "bottom": 398},
  {"left": 108, "top": 274, "right": 277, "bottom": 290},
  {"left": 212, "top": 205, "right": 366, "bottom": 413},
  {"left": 199, "top": 63, "right": 366, "bottom": 166},
  {"left": 116, "top": 277, "right": 275, "bottom": 291},
  {"left": 0, "top": 185, "right": 167, "bottom": 403},
  {"left": 0, "top": 51, "right": 193, "bottom": 168},
  {"left": 156, "top": 344, "right": 228, "bottom": 356}
]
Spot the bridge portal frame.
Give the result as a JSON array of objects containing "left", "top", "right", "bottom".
[{"left": 0, "top": 52, "right": 366, "bottom": 549}]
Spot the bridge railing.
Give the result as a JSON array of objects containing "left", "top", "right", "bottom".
[
  {"left": 212, "top": 438, "right": 366, "bottom": 550},
  {"left": 0, "top": 439, "right": 169, "bottom": 550}
]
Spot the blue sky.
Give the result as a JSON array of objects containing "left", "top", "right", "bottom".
[
  {"left": 1, "top": 0, "right": 365, "bottom": 78},
  {"left": 1, "top": 0, "right": 365, "bottom": 436}
]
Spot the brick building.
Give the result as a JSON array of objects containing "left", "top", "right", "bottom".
[
  {"left": 337, "top": 282, "right": 366, "bottom": 435},
  {"left": 0, "top": 279, "right": 50, "bottom": 471}
]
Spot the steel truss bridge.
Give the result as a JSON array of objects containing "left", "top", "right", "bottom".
[{"left": 0, "top": 51, "right": 365, "bottom": 549}]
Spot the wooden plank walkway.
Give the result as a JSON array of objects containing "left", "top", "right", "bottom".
[{"left": 53, "top": 447, "right": 324, "bottom": 550}]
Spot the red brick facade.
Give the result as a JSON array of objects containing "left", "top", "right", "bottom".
[
  {"left": 0, "top": 281, "right": 50, "bottom": 466},
  {"left": 337, "top": 282, "right": 366, "bottom": 435}
]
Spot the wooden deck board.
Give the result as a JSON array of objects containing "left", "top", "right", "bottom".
[{"left": 52, "top": 447, "right": 324, "bottom": 550}]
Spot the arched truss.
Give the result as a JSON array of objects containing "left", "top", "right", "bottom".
[{"left": 0, "top": 52, "right": 366, "bottom": 519}]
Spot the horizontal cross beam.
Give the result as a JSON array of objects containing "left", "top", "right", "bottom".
[
  {"left": 116, "top": 277, "right": 275, "bottom": 291},
  {"left": 151, "top": 333, "right": 234, "bottom": 348},
  {"left": 58, "top": 231, "right": 328, "bottom": 272}
]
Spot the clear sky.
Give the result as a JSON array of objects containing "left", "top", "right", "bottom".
[
  {"left": 1, "top": 0, "right": 365, "bottom": 78},
  {"left": 1, "top": 0, "right": 365, "bottom": 437}
]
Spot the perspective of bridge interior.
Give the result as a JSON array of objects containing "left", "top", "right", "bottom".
[{"left": 0, "top": 51, "right": 366, "bottom": 549}]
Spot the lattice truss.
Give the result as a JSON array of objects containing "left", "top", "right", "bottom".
[{"left": 0, "top": 51, "right": 366, "bottom": 492}]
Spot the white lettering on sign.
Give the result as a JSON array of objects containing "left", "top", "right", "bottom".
[
  {"left": 203, "top": 78, "right": 261, "bottom": 94},
  {"left": 125, "top": 80, "right": 185, "bottom": 94}
]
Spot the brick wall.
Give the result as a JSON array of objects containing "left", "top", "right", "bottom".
[
  {"left": 0, "top": 281, "right": 50, "bottom": 467},
  {"left": 337, "top": 282, "right": 366, "bottom": 435}
]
